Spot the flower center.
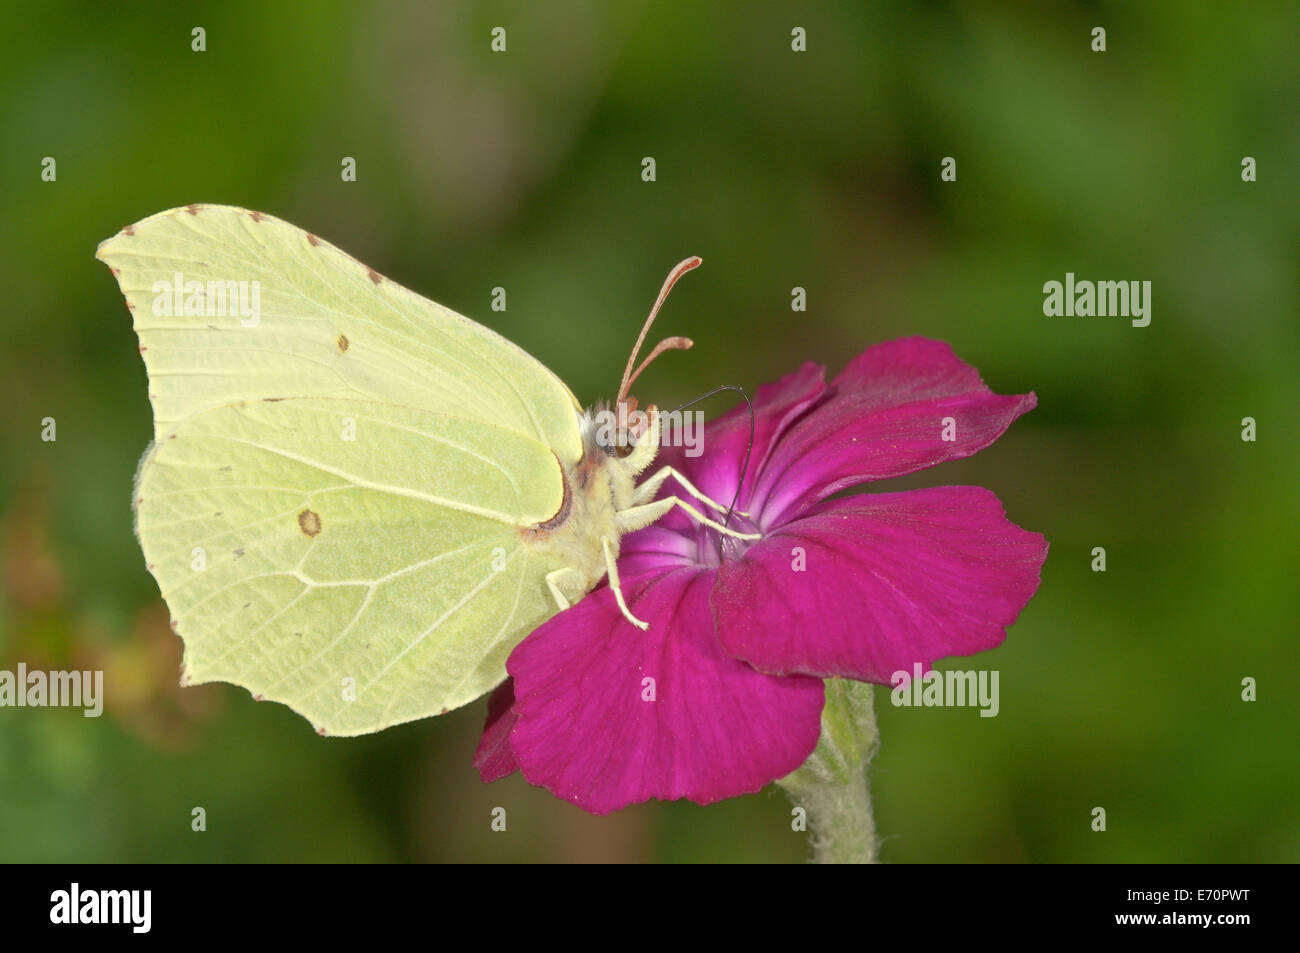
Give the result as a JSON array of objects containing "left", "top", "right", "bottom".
[{"left": 694, "top": 508, "right": 762, "bottom": 568}]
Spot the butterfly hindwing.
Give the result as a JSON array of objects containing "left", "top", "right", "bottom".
[{"left": 135, "top": 396, "right": 568, "bottom": 734}]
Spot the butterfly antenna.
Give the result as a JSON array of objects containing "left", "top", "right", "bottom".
[
  {"left": 617, "top": 256, "right": 701, "bottom": 406},
  {"left": 665, "top": 384, "right": 755, "bottom": 529}
]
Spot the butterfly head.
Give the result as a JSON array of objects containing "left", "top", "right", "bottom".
[
  {"left": 573, "top": 255, "right": 701, "bottom": 492},
  {"left": 582, "top": 398, "right": 660, "bottom": 477}
]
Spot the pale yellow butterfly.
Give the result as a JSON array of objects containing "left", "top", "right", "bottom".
[{"left": 97, "top": 205, "right": 753, "bottom": 735}]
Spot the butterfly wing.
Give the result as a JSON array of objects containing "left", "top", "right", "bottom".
[
  {"left": 96, "top": 204, "right": 582, "bottom": 464},
  {"left": 135, "top": 397, "right": 569, "bottom": 734},
  {"left": 98, "top": 205, "right": 588, "bottom": 732}
]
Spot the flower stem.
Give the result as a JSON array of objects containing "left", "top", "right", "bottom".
[{"left": 776, "top": 679, "right": 879, "bottom": 864}]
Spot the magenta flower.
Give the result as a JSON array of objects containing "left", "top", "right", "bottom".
[{"left": 475, "top": 337, "right": 1048, "bottom": 814}]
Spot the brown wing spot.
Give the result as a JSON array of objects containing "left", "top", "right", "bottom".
[
  {"left": 111, "top": 267, "right": 121, "bottom": 276},
  {"left": 306, "top": 233, "right": 320, "bottom": 246},
  {"left": 298, "top": 509, "right": 322, "bottom": 537},
  {"left": 316, "top": 726, "right": 328, "bottom": 737},
  {"left": 138, "top": 346, "right": 146, "bottom": 354},
  {"left": 337, "top": 333, "right": 349, "bottom": 352},
  {"left": 249, "top": 210, "right": 263, "bottom": 222},
  {"left": 367, "top": 268, "right": 382, "bottom": 284},
  {"left": 186, "top": 204, "right": 201, "bottom": 215},
  {"left": 123, "top": 225, "right": 135, "bottom": 236}
]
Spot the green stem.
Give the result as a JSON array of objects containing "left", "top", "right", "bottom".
[{"left": 776, "top": 679, "right": 879, "bottom": 864}]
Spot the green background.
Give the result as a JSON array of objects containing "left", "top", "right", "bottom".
[{"left": 1, "top": 0, "right": 1295, "bottom": 862}]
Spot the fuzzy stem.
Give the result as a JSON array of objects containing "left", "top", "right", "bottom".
[{"left": 776, "top": 679, "right": 879, "bottom": 864}]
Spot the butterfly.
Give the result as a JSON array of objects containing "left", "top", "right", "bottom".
[{"left": 97, "top": 205, "right": 754, "bottom": 735}]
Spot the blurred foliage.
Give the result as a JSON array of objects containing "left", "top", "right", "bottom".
[{"left": 0, "top": 0, "right": 1296, "bottom": 862}]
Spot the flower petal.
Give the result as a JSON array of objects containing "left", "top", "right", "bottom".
[
  {"left": 751, "top": 337, "right": 1037, "bottom": 525},
  {"left": 712, "top": 487, "right": 1048, "bottom": 683},
  {"left": 507, "top": 567, "right": 825, "bottom": 814},
  {"left": 629, "top": 362, "right": 829, "bottom": 545},
  {"left": 472, "top": 679, "right": 520, "bottom": 783}
]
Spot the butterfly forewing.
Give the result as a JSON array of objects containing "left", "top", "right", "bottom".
[{"left": 96, "top": 204, "right": 583, "bottom": 462}]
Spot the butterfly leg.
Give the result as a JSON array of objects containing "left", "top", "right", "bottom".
[
  {"left": 617, "top": 497, "right": 761, "bottom": 541},
  {"left": 632, "top": 465, "right": 749, "bottom": 518},
  {"left": 544, "top": 567, "right": 580, "bottom": 612},
  {"left": 601, "top": 536, "right": 648, "bottom": 630}
]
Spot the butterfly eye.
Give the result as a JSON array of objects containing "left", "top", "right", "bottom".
[{"left": 613, "top": 431, "right": 636, "bottom": 458}]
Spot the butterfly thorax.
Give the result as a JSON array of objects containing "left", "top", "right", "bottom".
[{"left": 521, "top": 402, "right": 660, "bottom": 593}]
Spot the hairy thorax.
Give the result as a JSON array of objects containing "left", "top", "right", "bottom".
[{"left": 521, "top": 405, "right": 658, "bottom": 594}]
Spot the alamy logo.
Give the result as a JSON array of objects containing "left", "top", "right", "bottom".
[
  {"left": 151, "top": 271, "right": 261, "bottom": 326},
  {"left": 0, "top": 664, "right": 102, "bottom": 717},
  {"left": 591, "top": 405, "right": 705, "bottom": 457},
  {"left": 890, "top": 663, "right": 1000, "bottom": 717},
  {"left": 50, "top": 883, "right": 151, "bottom": 933},
  {"left": 1042, "top": 272, "right": 1151, "bottom": 327}
]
